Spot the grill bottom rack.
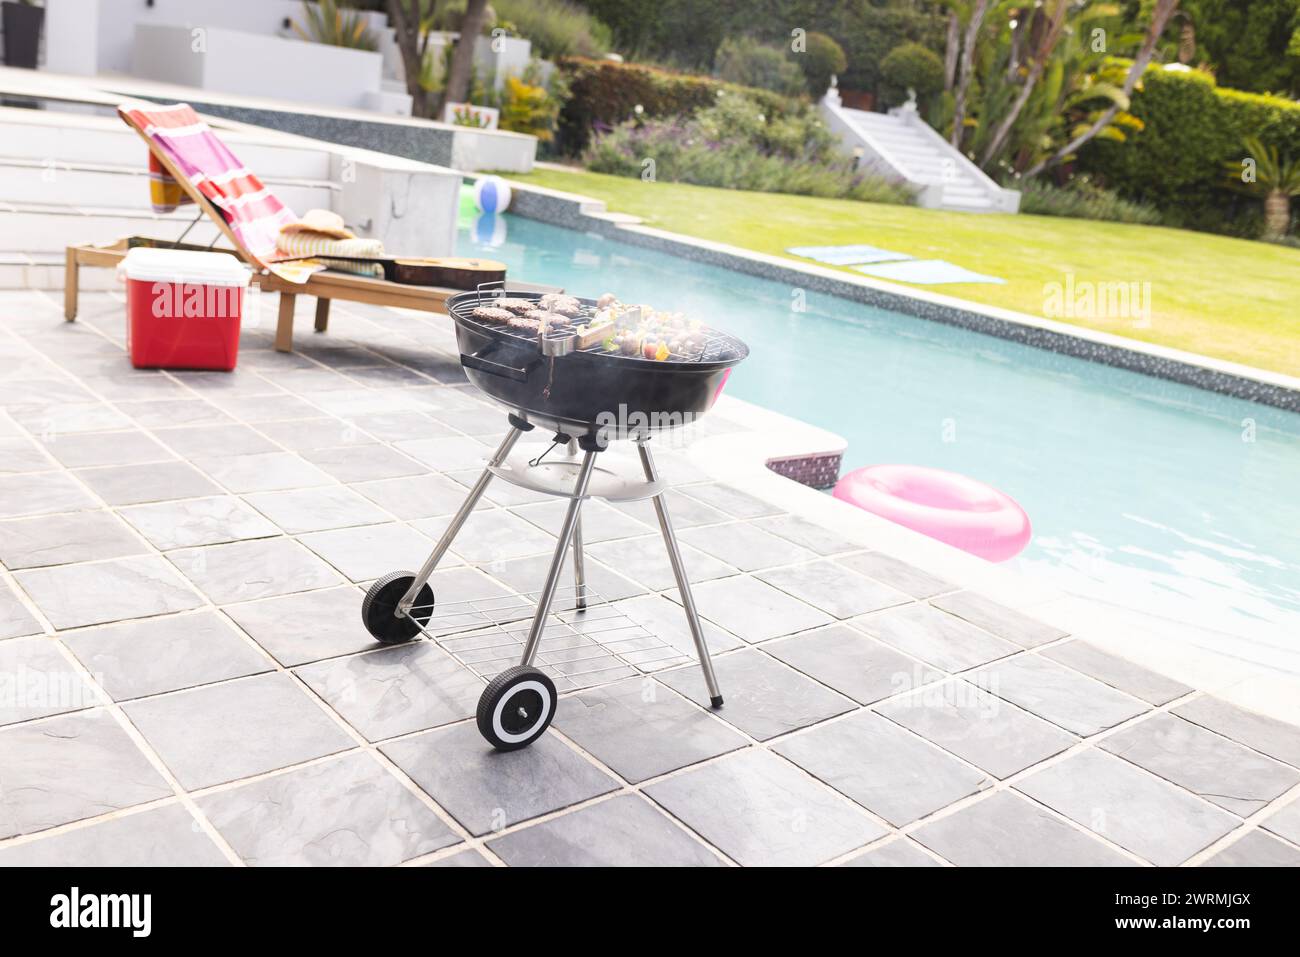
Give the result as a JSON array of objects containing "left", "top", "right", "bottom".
[
  {"left": 360, "top": 413, "right": 727, "bottom": 751},
  {"left": 411, "top": 587, "right": 693, "bottom": 690}
]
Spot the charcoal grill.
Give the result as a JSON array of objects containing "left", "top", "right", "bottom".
[{"left": 362, "top": 285, "right": 748, "bottom": 751}]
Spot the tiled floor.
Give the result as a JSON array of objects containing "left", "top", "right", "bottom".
[{"left": 1, "top": 289, "right": 1298, "bottom": 867}]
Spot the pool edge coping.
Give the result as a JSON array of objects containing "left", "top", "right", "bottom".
[{"left": 494, "top": 176, "right": 1300, "bottom": 413}]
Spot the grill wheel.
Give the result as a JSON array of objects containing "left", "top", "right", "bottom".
[
  {"left": 477, "top": 665, "right": 557, "bottom": 751},
  {"left": 362, "top": 571, "right": 433, "bottom": 644}
]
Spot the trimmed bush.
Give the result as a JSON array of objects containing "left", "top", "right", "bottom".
[
  {"left": 1078, "top": 62, "right": 1300, "bottom": 234},
  {"left": 715, "top": 36, "right": 807, "bottom": 97},
  {"left": 829, "top": 6, "right": 946, "bottom": 98},
  {"left": 583, "top": 96, "right": 914, "bottom": 205},
  {"left": 1016, "top": 177, "right": 1164, "bottom": 225},
  {"left": 797, "top": 31, "right": 847, "bottom": 99},
  {"left": 492, "top": 0, "right": 612, "bottom": 59},
  {"left": 555, "top": 56, "right": 795, "bottom": 155},
  {"left": 879, "top": 42, "right": 945, "bottom": 109}
]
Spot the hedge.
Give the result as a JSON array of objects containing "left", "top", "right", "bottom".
[
  {"left": 554, "top": 56, "right": 797, "bottom": 155},
  {"left": 1078, "top": 62, "right": 1300, "bottom": 234}
]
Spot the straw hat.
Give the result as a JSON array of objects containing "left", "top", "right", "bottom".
[{"left": 280, "top": 209, "right": 355, "bottom": 240}]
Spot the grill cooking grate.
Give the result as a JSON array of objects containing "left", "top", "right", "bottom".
[
  {"left": 450, "top": 286, "right": 746, "bottom": 366},
  {"left": 407, "top": 587, "right": 693, "bottom": 690}
]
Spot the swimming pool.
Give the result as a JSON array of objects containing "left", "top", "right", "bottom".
[{"left": 457, "top": 214, "right": 1300, "bottom": 674}]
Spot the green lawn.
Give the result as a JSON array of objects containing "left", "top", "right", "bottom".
[{"left": 507, "top": 167, "right": 1300, "bottom": 377}]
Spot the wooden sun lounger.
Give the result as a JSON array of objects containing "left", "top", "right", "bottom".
[
  {"left": 64, "top": 106, "right": 459, "bottom": 353},
  {"left": 65, "top": 236, "right": 455, "bottom": 352}
]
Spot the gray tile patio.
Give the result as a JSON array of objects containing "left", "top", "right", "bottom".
[
  {"left": 764, "top": 624, "right": 940, "bottom": 705},
  {"left": 242, "top": 484, "right": 391, "bottom": 534},
  {"left": 0, "top": 804, "right": 229, "bottom": 867},
  {"left": 679, "top": 574, "right": 834, "bottom": 642},
  {"left": 196, "top": 752, "right": 460, "bottom": 866},
  {"left": 877, "top": 679, "right": 1077, "bottom": 778},
  {"left": 1016, "top": 749, "right": 1239, "bottom": 865},
  {"left": 644, "top": 748, "right": 885, "bottom": 866},
  {"left": 1174, "top": 696, "right": 1300, "bottom": 769},
  {"left": 4, "top": 290, "right": 1297, "bottom": 867},
  {"left": 757, "top": 560, "right": 911, "bottom": 619},
  {"left": 855, "top": 602, "right": 1019, "bottom": 672},
  {"left": 223, "top": 585, "right": 375, "bottom": 666},
  {"left": 552, "top": 677, "right": 747, "bottom": 782},
  {"left": 0, "top": 636, "right": 101, "bottom": 725},
  {"left": 1100, "top": 712, "right": 1300, "bottom": 816},
  {"left": 383, "top": 722, "right": 619, "bottom": 836},
  {"left": 294, "top": 642, "right": 483, "bottom": 741},
  {"left": 912, "top": 791, "right": 1134, "bottom": 867},
  {"left": 836, "top": 550, "right": 956, "bottom": 599},
  {"left": 16, "top": 554, "right": 203, "bottom": 628},
  {"left": 167, "top": 537, "right": 341, "bottom": 604},
  {"left": 1202, "top": 830, "right": 1300, "bottom": 867},
  {"left": 774, "top": 711, "right": 992, "bottom": 826},
  {"left": 929, "top": 591, "right": 1067, "bottom": 648},
  {"left": 62, "top": 610, "right": 271, "bottom": 701},
  {"left": 488, "top": 793, "right": 722, "bottom": 866},
  {"left": 678, "top": 520, "right": 817, "bottom": 571},
  {"left": 0, "top": 709, "right": 173, "bottom": 839},
  {"left": 659, "top": 647, "right": 855, "bottom": 740},
  {"left": 299, "top": 522, "right": 435, "bottom": 582},
  {"left": 122, "top": 673, "right": 354, "bottom": 789},
  {"left": 0, "top": 578, "right": 41, "bottom": 639},
  {"left": 118, "top": 495, "right": 280, "bottom": 550},
  {"left": 74, "top": 460, "right": 222, "bottom": 505},
  {"left": 0, "top": 510, "right": 145, "bottom": 568},
  {"left": 1261, "top": 800, "right": 1300, "bottom": 845},
  {"left": 1040, "top": 640, "right": 1193, "bottom": 705},
  {"left": 972, "top": 653, "right": 1149, "bottom": 736},
  {"left": 841, "top": 838, "right": 941, "bottom": 867}
]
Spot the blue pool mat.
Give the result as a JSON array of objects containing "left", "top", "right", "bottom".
[
  {"left": 853, "top": 259, "right": 1006, "bottom": 285},
  {"left": 786, "top": 244, "right": 913, "bottom": 266}
]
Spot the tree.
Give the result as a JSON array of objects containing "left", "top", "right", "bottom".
[
  {"left": 978, "top": 0, "right": 1071, "bottom": 168},
  {"left": 1227, "top": 137, "right": 1300, "bottom": 240},
  {"left": 443, "top": 0, "right": 489, "bottom": 111},
  {"left": 386, "top": 1, "right": 439, "bottom": 118},
  {"left": 943, "top": 10, "right": 960, "bottom": 90},
  {"left": 950, "top": 0, "right": 991, "bottom": 148},
  {"left": 1024, "top": 0, "right": 1180, "bottom": 178}
]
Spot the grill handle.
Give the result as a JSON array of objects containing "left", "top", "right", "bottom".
[{"left": 460, "top": 350, "right": 540, "bottom": 382}]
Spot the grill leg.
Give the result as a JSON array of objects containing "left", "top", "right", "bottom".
[
  {"left": 396, "top": 424, "right": 524, "bottom": 615},
  {"left": 520, "top": 450, "right": 598, "bottom": 667},
  {"left": 572, "top": 513, "right": 587, "bottom": 611},
  {"left": 566, "top": 439, "right": 587, "bottom": 610},
  {"left": 637, "top": 441, "right": 723, "bottom": 708}
]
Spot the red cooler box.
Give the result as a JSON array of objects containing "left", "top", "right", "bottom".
[{"left": 120, "top": 248, "right": 251, "bottom": 371}]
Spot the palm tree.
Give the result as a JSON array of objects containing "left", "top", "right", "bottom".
[
  {"left": 949, "top": 0, "right": 992, "bottom": 149},
  {"left": 977, "top": 0, "right": 1072, "bottom": 169},
  {"left": 1227, "top": 137, "right": 1300, "bottom": 241},
  {"left": 1024, "top": 0, "right": 1180, "bottom": 178}
]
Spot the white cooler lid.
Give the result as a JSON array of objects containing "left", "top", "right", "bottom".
[{"left": 120, "top": 247, "right": 252, "bottom": 286}]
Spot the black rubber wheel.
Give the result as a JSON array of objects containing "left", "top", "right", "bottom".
[
  {"left": 476, "top": 665, "right": 557, "bottom": 751},
  {"left": 361, "top": 571, "right": 433, "bottom": 644}
]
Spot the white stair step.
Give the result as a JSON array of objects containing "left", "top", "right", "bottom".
[
  {"left": 1, "top": 208, "right": 228, "bottom": 254},
  {"left": 0, "top": 161, "right": 335, "bottom": 213},
  {"left": 0, "top": 115, "right": 335, "bottom": 179}
]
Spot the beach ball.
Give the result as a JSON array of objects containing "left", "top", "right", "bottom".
[
  {"left": 472, "top": 212, "right": 507, "bottom": 247},
  {"left": 474, "top": 176, "right": 512, "bottom": 214}
]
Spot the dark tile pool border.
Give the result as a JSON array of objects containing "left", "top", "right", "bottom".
[{"left": 503, "top": 183, "right": 1300, "bottom": 414}]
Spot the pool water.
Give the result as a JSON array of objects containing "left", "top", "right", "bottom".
[{"left": 457, "top": 215, "right": 1300, "bottom": 674}]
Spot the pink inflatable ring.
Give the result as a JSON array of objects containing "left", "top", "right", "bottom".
[{"left": 833, "top": 464, "right": 1031, "bottom": 562}]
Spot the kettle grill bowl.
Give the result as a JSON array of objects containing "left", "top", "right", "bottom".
[{"left": 448, "top": 290, "right": 747, "bottom": 437}]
